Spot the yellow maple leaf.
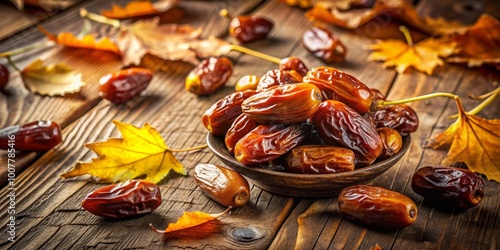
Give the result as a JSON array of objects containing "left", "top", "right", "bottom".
[
  {"left": 22, "top": 59, "right": 84, "bottom": 96},
  {"left": 61, "top": 120, "right": 186, "bottom": 183},
  {"left": 367, "top": 35, "right": 459, "bottom": 75},
  {"left": 427, "top": 98, "right": 500, "bottom": 182}
]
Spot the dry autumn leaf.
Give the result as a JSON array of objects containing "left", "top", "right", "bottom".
[
  {"left": 367, "top": 28, "right": 458, "bottom": 74},
  {"left": 22, "top": 59, "right": 84, "bottom": 96},
  {"left": 446, "top": 14, "right": 500, "bottom": 69},
  {"left": 427, "top": 98, "right": 500, "bottom": 182},
  {"left": 60, "top": 120, "right": 190, "bottom": 183},
  {"left": 101, "top": 0, "right": 179, "bottom": 19},
  {"left": 150, "top": 207, "right": 231, "bottom": 241}
]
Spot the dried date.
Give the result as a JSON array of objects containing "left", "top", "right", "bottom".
[
  {"left": 185, "top": 57, "right": 233, "bottom": 95},
  {"left": 0, "top": 64, "right": 9, "bottom": 89},
  {"left": 203, "top": 90, "right": 257, "bottom": 136},
  {"left": 279, "top": 57, "right": 309, "bottom": 77},
  {"left": 242, "top": 83, "right": 322, "bottom": 124},
  {"left": 303, "top": 26, "right": 347, "bottom": 63},
  {"left": 303, "top": 66, "right": 373, "bottom": 114},
  {"left": 311, "top": 100, "right": 382, "bottom": 165},
  {"left": 99, "top": 68, "right": 153, "bottom": 103},
  {"left": 234, "top": 123, "right": 311, "bottom": 165},
  {"left": 0, "top": 120, "right": 62, "bottom": 151},
  {"left": 285, "top": 145, "right": 355, "bottom": 174},
  {"left": 338, "top": 185, "right": 418, "bottom": 230},
  {"left": 193, "top": 163, "right": 250, "bottom": 207},
  {"left": 225, "top": 113, "right": 259, "bottom": 154},
  {"left": 376, "top": 127, "right": 403, "bottom": 161},
  {"left": 256, "top": 69, "right": 303, "bottom": 92},
  {"left": 235, "top": 74, "right": 260, "bottom": 91},
  {"left": 368, "top": 104, "right": 419, "bottom": 135},
  {"left": 82, "top": 180, "right": 161, "bottom": 219},
  {"left": 228, "top": 15, "right": 274, "bottom": 43},
  {"left": 411, "top": 166, "right": 484, "bottom": 210}
]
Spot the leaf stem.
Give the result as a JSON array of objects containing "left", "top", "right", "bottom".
[
  {"left": 378, "top": 92, "right": 458, "bottom": 107},
  {"left": 80, "top": 8, "right": 121, "bottom": 28},
  {"left": 6, "top": 56, "right": 20, "bottom": 72},
  {"left": 170, "top": 144, "right": 207, "bottom": 152},
  {"left": 0, "top": 40, "right": 54, "bottom": 58},
  {"left": 230, "top": 44, "right": 282, "bottom": 64},
  {"left": 399, "top": 26, "right": 414, "bottom": 47},
  {"left": 449, "top": 86, "right": 500, "bottom": 118}
]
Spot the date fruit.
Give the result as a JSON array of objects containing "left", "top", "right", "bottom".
[
  {"left": 338, "top": 185, "right": 418, "bottom": 230},
  {"left": 376, "top": 127, "right": 403, "bottom": 161},
  {"left": 0, "top": 64, "right": 9, "bottom": 89},
  {"left": 235, "top": 74, "right": 260, "bottom": 91},
  {"left": 0, "top": 120, "right": 62, "bottom": 151},
  {"left": 185, "top": 57, "right": 233, "bottom": 95},
  {"left": 82, "top": 180, "right": 161, "bottom": 219},
  {"left": 234, "top": 123, "right": 311, "bottom": 165},
  {"left": 242, "top": 83, "right": 322, "bottom": 124},
  {"left": 303, "top": 26, "right": 347, "bottom": 63},
  {"left": 411, "top": 166, "right": 484, "bottom": 210},
  {"left": 203, "top": 90, "right": 257, "bottom": 136},
  {"left": 256, "top": 69, "right": 303, "bottom": 92},
  {"left": 368, "top": 104, "right": 419, "bottom": 135},
  {"left": 193, "top": 163, "right": 250, "bottom": 207},
  {"left": 229, "top": 15, "right": 274, "bottom": 43},
  {"left": 303, "top": 66, "right": 373, "bottom": 114},
  {"left": 279, "top": 57, "right": 309, "bottom": 77},
  {"left": 225, "top": 114, "right": 259, "bottom": 154},
  {"left": 99, "top": 68, "right": 153, "bottom": 103},
  {"left": 311, "top": 100, "right": 382, "bottom": 165},
  {"left": 285, "top": 145, "right": 355, "bottom": 174}
]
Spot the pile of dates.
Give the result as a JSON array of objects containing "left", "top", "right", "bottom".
[{"left": 202, "top": 57, "right": 419, "bottom": 173}]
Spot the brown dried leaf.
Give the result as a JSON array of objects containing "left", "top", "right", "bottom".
[{"left": 22, "top": 59, "right": 84, "bottom": 96}]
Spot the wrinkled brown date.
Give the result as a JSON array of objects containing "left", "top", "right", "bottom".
[
  {"left": 242, "top": 83, "right": 322, "bottom": 124},
  {"left": 338, "top": 185, "right": 418, "bottom": 230},
  {"left": 411, "top": 166, "right": 484, "bottom": 210},
  {"left": 303, "top": 26, "right": 347, "bottom": 63},
  {"left": 99, "top": 68, "right": 153, "bottom": 103},
  {"left": 82, "top": 180, "right": 161, "bottom": 219},
  {"left": 193, "top": 163, "right": 250, "bottom": 207},
  {"left": 185, "top": 57, "right": 233, "bottom": 95},
  {"left": 0, "top": 120, "right": 62, "bottom": 151},
  {"left": 234, "top": 123, "right": 311, "bottom": 165},
  {"left": 285, "top": 145, "right": 355, "bottom": 174},
  {"left": 368, "top": 104, "right": 419, "bottom": 135},
  {"left": 202, "top": 90, "right": 257, "bottom": 136},
  {"left": 0, "top": 64, "right": 9, "bottom": 89},
  {"left": 229, "top": 15, "right": 274, "bottom": 43},
  {"left": 303, "top": 66, "right": 373, "bottom": 114},
  {"left": 225, "top": 113, "right": 259, "bottom": 154},
  {"left": 256, "top": 69, "right": 303, "bottom": 92},
  {"left": 279, "top": 57, "right": 309, "bottom": 77},
  {"left": 311, "top": 100, "right": 382, "bottom": 165},
  {"left": 376, "top": 127, "right": 403, "bottom": 161},
  {"left": 235, "top": 74, "right": 260, "bottom": 91}
]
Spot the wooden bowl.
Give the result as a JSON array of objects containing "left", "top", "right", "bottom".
[{"left": 207, "top": 133, "right": 411, "bottom": 198}]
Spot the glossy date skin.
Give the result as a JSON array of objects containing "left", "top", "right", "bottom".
[
  {"left": 225, "top": 113, "right": 259, "bottom": 154},
  {"left": 82, "top": 180, "right": 161, "bottom": 219},
  {"left": 368, "top": 104, "right": 419, "bottom": 135},
  {"left": 303, "top": 66, "right": 373, "bottom": 114},
  {"left": 376, "top": 127, "right": 403, "bottom": 161},
  {"left": 193, "top": 163, "right": 250, "bottom": 207},
  {"left": 242, "top": 83, "right": 322, "bottom": 124},
  {"left": 185, "top": 57, "right": 233, "bottom": 95},
  {"left": 229, "top": 15, "right": 274, "bottom": 43},
  {"left": 99, "top": 68, "right": 153, "bottom": 103},
  {"left": 234, "top": 123, "right": 311, "bottom": 165},
  {"left": 303, "top": 26, "right": 347, "bottom": 63},
  {"left": 235, "top": 74, "right": 259, "bottom": 91},
  {"left": 256, "top": 69, "right": 303, "bottom": 92},
  {"left": 338, "top": 185, "right": 418, "bottom": 230},
  {"left": 311, "top": 100, "right": 382, "bottom": 166},
  {"left": 203, "top": 90, "right": 257, "bottom": 136},
  {"left": 411, "top": 166, "right": 484, "bottom": 210},
  {"left": 285, "top": 145, "right": 355, "bottom": 174},
  {"left": 0, "top": 120, "right": 62, "bottom": 151},
  {"left": 279, "top": 57, "right": 309, "bottom": 77}
]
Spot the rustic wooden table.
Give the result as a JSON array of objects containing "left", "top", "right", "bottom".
[{"left": 1, "top": 0, "right": 499, "bottom": 249}]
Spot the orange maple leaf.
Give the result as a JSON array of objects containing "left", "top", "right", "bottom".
[
  {"left": 427, "top": 97, "right": 500, "bottom": 182},
  {"left": 150, "top": 207, "right": 231, "bottom": 240},
  {"left": 101, "top": 0, "right": 179, "bottom": 19}
]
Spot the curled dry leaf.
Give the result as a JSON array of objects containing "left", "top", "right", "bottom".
[
  {"left": 22, "top": 59, "right": 84, "bottom": 96},
  {"left": 60, "top": 120, "right": 187, "bottom": 184},
  {"left": 446, "top": 14, "right": 500, "bottom": 69},
  {"left": 150, "top": 207, "right": 231, "bottom": 241},
  {"left": 367, "top": 36, "right": 459, "bottom": 75},
  {"left": 101, "top": 0, "right": 179, "bottom": 19},
  {"left": 427, "top": 98, "right": 500, "bottom": 182}
]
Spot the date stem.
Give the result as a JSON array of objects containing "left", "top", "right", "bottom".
[
  {"left": 80, "top": 8, "right": 121, "bottom": 28},
  {"left": 449, "top": 86, "right": 500, "bottom": 118},
  {"left": 399, "top": 26, "right": 413, "bottom": 47},
  {"left": 170, "top": 144, "right": 207, "bottom": 152},
  {"left": 378, "top": 92, "right": 458, "bottom": 107},
  {"left": 230, "top": 45, "right": 282, "bottom": 64},
  {"left": 220, "top": 9, "right": 233, "bottom": 20}
]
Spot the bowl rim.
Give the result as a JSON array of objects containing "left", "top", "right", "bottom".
[{"left": 207, "top": 132, "right": 411, "bottom": 179}]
